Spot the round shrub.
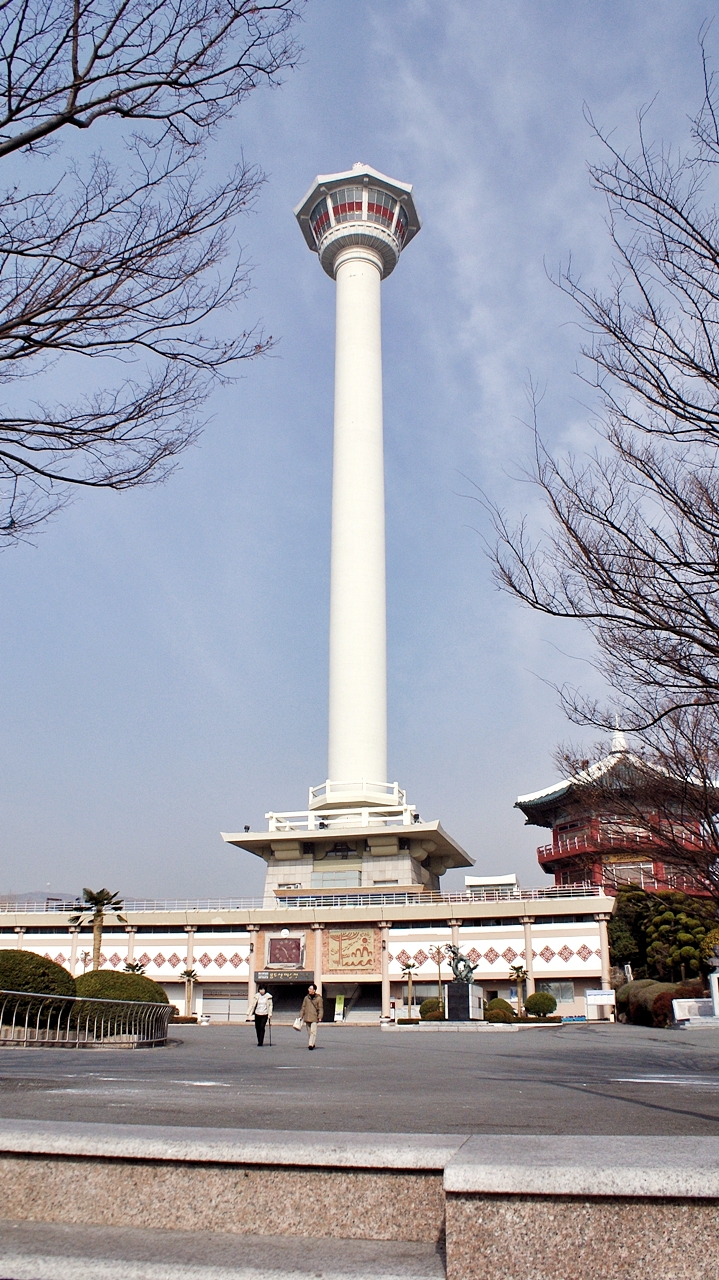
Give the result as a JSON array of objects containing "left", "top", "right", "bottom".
[
  {"left": 75, "top": 971, "right": 169, "bottom": 1003},
  {"left": 485, "top": 1008, "right": 513, "bottom": 1023},
  {"left": 525, "top": 991, "right": 557, "bottom": 1018},
  {"left": 0, "top": 949, "right": 74, "bottom": 997},
  {"left": 419, "top": 997, "right": 443, "bottom": 1019},
  {"left": 650, "top": 991, "right": 677, "bottom": 1028},
  {"left": 486, "top": 997, "right": 514, "bottom": 1016},
  {"left": 423, "top": 1009, "right": 445, "bottom": 1020}
]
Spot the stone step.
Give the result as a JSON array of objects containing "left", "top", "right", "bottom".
[{"left": 0, "top": 1221, "right": 446, "bottom": 1280}]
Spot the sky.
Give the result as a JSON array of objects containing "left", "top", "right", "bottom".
[{"left": 1, "top": 0, "right": 716, "bottom": 901}]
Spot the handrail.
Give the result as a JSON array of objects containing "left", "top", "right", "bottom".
[
  {"left": 267, "top": 804, "right": 416, "bottom": 831},
  {"left": 0, "top": 989, "right": 172, "bottom": 1048},
  {"left": 538, "top": 828, "right": 706, "bottom": 859},
  {"left": 272, "top": 885, "right": 604, "bottom": 908},
  {"left": 0, "top": 885, "right": 605, "bottom": 915}
]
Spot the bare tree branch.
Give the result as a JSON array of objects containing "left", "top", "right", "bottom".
[
  {"left": 485, "top": 47, "right": 719, "bottom": 901},
  {"left": 0, "top": 0, "right": 303, "bottom": 542}
]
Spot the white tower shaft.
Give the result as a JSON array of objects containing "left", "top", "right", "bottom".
[{"left": 328, "top": 247, "right": 387, "bottom": 786}]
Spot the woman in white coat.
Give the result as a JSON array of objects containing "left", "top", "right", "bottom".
[{"left": 247, "top": 986, "right": 273, "bottom": 1046}]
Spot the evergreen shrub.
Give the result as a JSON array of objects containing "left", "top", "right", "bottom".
[
  {"left": 75, "top": 971, "right": 169, "bottom": 1003},
  {"left": 486, "top": 997, "right": 514, "bottom": 1016},
  {"left": 419, "top": 997, "right": 443, "bottom": 1019},
  {"left": 485, "top": 1008, "right": 513, "bottom": 1023},
  {"left": 0, "top": 949, "right": 74, "bottom": 997},
  {"left": 525, "top": 991, "right": 557, "bottom": 1018}
]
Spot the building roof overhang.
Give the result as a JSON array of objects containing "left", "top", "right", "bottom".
[
  {"left": 221, "top": 820, "right": 473, "bottom": 871},
  {"left": 515, "top": 745, "right": 719, "bottom": 829}
]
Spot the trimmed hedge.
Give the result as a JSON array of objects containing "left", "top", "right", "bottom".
[
  {"left": 486, "top": 997, "right": 514, "bottom": 1017},
  {"left": 617, "top": 977, "right": 706, "bottom": 1027},
  {"left": 486, "top": 1008, "right": 513, "bottom": 1023},
  {"left": 419, "top": 997, "right": 443, "bottom": 1019},
  {"left": 75, "top": 971, "right": 169, "bottom": 1004},
  {"left": 0, "top": 949, "right": 74, "bottom": 997},
  {"left": 525, "top": 991, "right": 557, "bottom": 1018}
]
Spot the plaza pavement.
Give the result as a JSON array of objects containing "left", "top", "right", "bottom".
[{"left": 1, "top": 1022, "right": 719, "bottom": 1135}]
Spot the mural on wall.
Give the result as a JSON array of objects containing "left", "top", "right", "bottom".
[{"left": 325, "top": 928, "right": 378, "bottom": 973}]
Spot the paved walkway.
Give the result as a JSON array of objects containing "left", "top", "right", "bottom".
[{"left": 1, "top": 1022, "right": 719, "bottom": 1134}]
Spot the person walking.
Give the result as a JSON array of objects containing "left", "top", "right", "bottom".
[
  {"left": 247, "top": 986, "right": 273, "bottom": 1046},
  {"left": 300, "top": 983, "right": 323, "bottom": 1050}
]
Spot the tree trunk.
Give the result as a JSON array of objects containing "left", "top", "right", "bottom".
[{"left": 92, "top": 914, "right": 103, "bottom": 971}]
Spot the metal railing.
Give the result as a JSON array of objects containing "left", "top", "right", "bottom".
[
  {"left": 272, "top": 884, "right": 604, "bottom": 908},
  {"left": 537, "top": 827, "right": 706, "bottom": 861},
  {"left": 0, "top": 898, "right": 266, "bottom": 913},
  {"left": 0, "top": 885, "right": 605, "bottom": 916},
  {"left": 0, "top": 989, "right": 173, "bottom": 1048}
]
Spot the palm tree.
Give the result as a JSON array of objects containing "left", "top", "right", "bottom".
[
  {"left": 124, "top": 960, "right": 146, "bottom": 974},
  {"left": 69, "top": 889, "right": 126, "bottom": 971},
  {"left": 181, "top": 968, "right": 197, "bottom": 1016},
  {"left": 509, "top": 962, "right": 527, "bottom": 1018},
  {"left": 401, "top": 959, "right": 419, "bottom": 1019},
  {"left": 428, "top": 945, "right": 448, "bottom": 1011}
]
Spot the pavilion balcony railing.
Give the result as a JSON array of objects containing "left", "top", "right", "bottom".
[
  {"left": 600, "top": 867, "right": 706, "bottom": 894},
  {"left": 537, "top": 828, "right": 706, "bottom": 862},
  {"left": 0, "top": 989, "right": 173, "bottom": 1048}
]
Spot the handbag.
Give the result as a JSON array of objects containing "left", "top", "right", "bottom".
[{"left": 293, "top": 1016, "right": 303, "bottom": 1031}]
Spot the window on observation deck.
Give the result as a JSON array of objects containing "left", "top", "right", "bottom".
[
  {"left": 309, "top": 196, "right": 331, "bottom": 244},
  {"left": 330, "top": 186, "right": 364, "bottom": 223},
  {"left": 311, "top": 186, "right": 410, "bottom": 246},
  {"left": 394, "top": 204, "right": 409, "bottom": 245},
  {"left": 366, "top": 187, "right": 396, "bottom": 227}
]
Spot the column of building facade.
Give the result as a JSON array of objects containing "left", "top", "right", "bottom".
[
  {"left": 68, "top": 927, "right": 79, "bottom": 976},
  {"left": 183, "top": 926, "right": 197, "bottom": 1017},
  {"left": 312, "top": 923, "right": 324, "bottom": 994},
  {"left": 247, "top": 925, "right": 260, "bottom": 1003},
  {"left": 14, "top": 927, "right": 24, "bottom": 950},
  {"left": 379, "top": 922, "right": 392, "bottom": 1019},
  {"left": 125, "top": 926, "right": 137, "bottom": 965},
  {"left": 521, "top": 916, "right": 535, "bottom": 997},
  {"left": 595, "top": 912, "right": 613, "bottom": 1021},
  {"left": 448, "top": 919, "right": 460, "bottom": 948}
]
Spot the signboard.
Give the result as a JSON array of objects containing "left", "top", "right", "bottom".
[
  {"left": 585, "top": 988, "right": 616, "bottom": 1005},
  {"left": 255, "top": 970, "right": 314, "bottom": 984},
  {"left": 334, "top": 993, "right": 345, "bottom": 1022}
]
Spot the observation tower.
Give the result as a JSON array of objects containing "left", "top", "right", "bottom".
[{"left": 223, "top": 165, "right": 472, "bottom": 908}]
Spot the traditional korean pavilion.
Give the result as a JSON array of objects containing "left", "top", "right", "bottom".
[{"left": 515, "top": 732, "right": 709, "bottom": 895}]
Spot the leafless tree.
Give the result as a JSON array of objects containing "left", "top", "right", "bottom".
[
  {"left": 0, "top": 1, "right": 302, "bottom": 542},
  {"left": 486, "top": 39, "right": 719, "bottom": 900}
]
